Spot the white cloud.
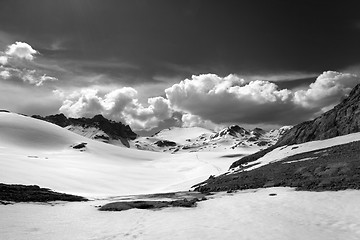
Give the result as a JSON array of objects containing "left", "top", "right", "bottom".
[
  {"left": 165, "top": 74, "right": 294, "bottom": 125},
  {"left": 57, "top": 71, "right": 360, "bottom": 131},
  {"left": 38, "top": 74, "right": 58, "bottom": 86},
  {"left": 294, "top": 71, "right": 359, "bottom": 109},
  {"left": 243, "top": 72, "right": 318, "bottom": 82},
  {"left": 0, "top": 55, "right": 8, "bottom": 65},
  {"left": 59, "top": 87, "right": 172, "bottom": 130},
  {"left": 15, "top": 69, "right": 58, "bottom": 86},
  {"left": 0, "top": 70, "right": 10, "bottom": 79},
  {"left": 0, "top": 43, "right": 57, "bottom": 86},
  {"left": 181, "top": 113, "right": 221, "bottom": 130},
  {"left": 165, "top": 72, "right": 360, "bottom": 127},
  {"left": 5, "top": 42, "right": 38, "bottom": 60}
]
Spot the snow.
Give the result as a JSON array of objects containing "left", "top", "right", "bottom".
[
  {"left": 1, "top": 187, "right": 360, "bottom": 240},
  {"left": 283, "top": 157, "right": 317, "bottom": 164},
  {"left": 0, "top": 112, "right": 240, "bottom": 197},
  {"left": 240, "top": 132, "right": 360, "bottom": 171},
  {"left": 132, "top": 124, "right": 284, "bottom": 154},
  {"left": 65, "top": 125, "right": 107, "bottom": 140},
  {"left": 152, "top": 127, "right": 214, "bottom": 144},
  {"left": 2, "top": 112, "right": 360, "bottom": 239},
  {"left": 264, "top": 125, "right": 292, "bottom": 139}
]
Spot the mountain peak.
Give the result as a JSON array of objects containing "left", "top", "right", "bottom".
[{"left": 212, "top": 125, "right": 249, "bottom": 139}]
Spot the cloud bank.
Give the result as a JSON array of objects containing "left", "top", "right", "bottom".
[
  {"left": 59, "top": 88, "right": 172, "bottom": 130},
  {"left": 57, "top": 71, "right": 360, "bottom": 130}
]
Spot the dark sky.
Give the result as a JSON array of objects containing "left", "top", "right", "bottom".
[
  {"left": 1, "top": 0, "right": 360, "bottom": 79},
  {"left": 1, "top": 0, "right": 360, "bottom": 133}
]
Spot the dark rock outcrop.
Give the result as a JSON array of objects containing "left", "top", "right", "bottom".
[
  {"left": 277, "top": 83, "right": 360, "bottom": 146},
  {"left": 72, "top": 142, "right": 87, "bottom": 149},
  {"left": 195, "top": 140, "right": 360, "bottom": 193},
  {"left": 154, "top": 140, "right": 177, "bottom": 147},
  {"left": 251, "top": 128, "right": 266, "bottom": 137},
  {"left": 32, "top": 114, "right": 138, "bottom": 147},
  {"left": 211, "top": 125, "right": 249, "bottom": 139},
  {"left": 0, "top": 183, "right": 88, "bottom": 202},
  {"left": 99, "top": 198, "right": 198, "bottom": 211},
  {"left": 33, "top": 113, "right": 70, "bottom": 127}
]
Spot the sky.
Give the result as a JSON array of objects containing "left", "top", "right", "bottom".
[{"left": 1, "top": 0, "right": 360, "bottom": 134}]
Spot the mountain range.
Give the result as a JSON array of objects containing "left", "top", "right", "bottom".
[
  {"left": 5, "top": 83, "right": 360, "bottom": 196},
  {"left": 195, "top": 83, "right": 360, "bottom": 193},
  {"left": 32, "top": 113, "right": 292, "bottom": 153}
]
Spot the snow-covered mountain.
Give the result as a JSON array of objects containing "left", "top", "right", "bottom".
[
  {"left": 132, "top": 125, "right": 292, "bottom": 153},
  {"left": 32, "top": 113, "right": 291, "bottom": 153},
  {"left": 0, "top": 112, "right": 243, "bottom": 197},
  {"left": 195, "top": 83, "right": 360, "bottom": 193},
  {"left": 32, "top": 114, "right": 137, "bottom": 147}
]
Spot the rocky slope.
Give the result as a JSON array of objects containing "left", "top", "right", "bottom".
[
  {"left": 194, "top": 140, "right": 360, "bottom": 193},
  {"left": 32, "top": 114, "right": 137, "bottom": 147},
  {"left": 195, "top": 83, "right": 360, "bottom": 192},
  {"left": 230, "top": 83, "right": 360, "bottom": 170},
  {"left": 277, "top": 83, "right": 360, "bottom": 146},
  {"left": 133, "top": 125, "right": 291, "bottom": 153}
]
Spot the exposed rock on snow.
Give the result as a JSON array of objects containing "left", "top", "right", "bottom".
[
  {"left": 230, "top": 83, "right": 360, "bottom": 171},
  {"left": 154, "top": 140, "right": 177, "bottom": 147},
  {"left": 133, "top": 125, "right": 291, "bottom": 153},
  {"left": 2, "top": 188, "right": 360, "bottom": 240},
  {"left": 32, "top": 114, "right": 137, "bottom": 148},
  {"left": 99, "top": 198, "right": 199, "bottom": 211},
  {"left": 0, "top": 112, "right": 239, "bottom": 197},
  {"left": 0, "top": 183, "right": 87, "bottom": 202},
  {"left": 71, "top": 142, "right": 87, "bottom": 150},
  {"left": 195, "top": 138, "right": 360, "bottom": 193},
  {"left": 277, "top": 83, "right": 360, "bottom": 146}
]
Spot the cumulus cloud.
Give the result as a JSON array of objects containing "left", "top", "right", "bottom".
[
  {"left": 56, "top": 71, "right": 360, "bottom": 131},
  {"left": 165, "top": 74, "right": 294, "bottom": 125},
  {"left": 0, "top": 55, "right": 8, "bottom": 65},
  {"left": 165, "top": 71, "right": 360, "bottom": 127},
  {"left": 59, "top": 87, "right": 172, "bottom": 130},
  {"left": 181, "top": 113, "right": 221, "bottom": 130},
  {"left": 294, "top": 71, "right": 359, "bottom": 110},
  {"left": 0, "top": 42, "right": 58, "bottom": 86},
  {"left": 5, "top": 41, "right": 38, "bottom": 60},
  {"left": 0, "top": 70, "right": 10, "bottom": 79}
]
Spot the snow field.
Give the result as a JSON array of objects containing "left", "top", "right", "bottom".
[
  {"left": 0, "top": 113, "right": 240, "bottom": 197},
  {"left": 1, "top": 188, "right": 360, "bottom": 240}
]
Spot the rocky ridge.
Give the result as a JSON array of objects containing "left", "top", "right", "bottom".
[
  {"left": 277, "top": 83, "right": 360, "bottom": 146},
  {"left": 32, "top": 114, "right": 137, "bottom": 147},
  {"left": 230, "top": 83, "right": 360, "bottom": 169}
]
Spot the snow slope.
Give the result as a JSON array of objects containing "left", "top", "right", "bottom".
[
  {"left": 1, "top": 187, "right": 360, "bottom": 240},
  {"left": 152, "top": 127, "right": 214, "bottom": 144},
  {"left": 0, "top": 112, "right": 242, "bottom": 197},
  {"left": 64, "top": 125, "right": 108, "bottom": 142},
  {"left": 234, "top": 132, "right": 360, "bottom": 172}
]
